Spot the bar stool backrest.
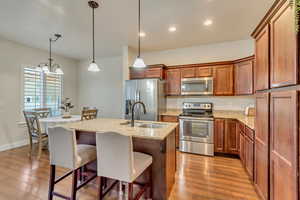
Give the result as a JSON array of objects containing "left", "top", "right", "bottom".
[
  {"left": 96, "top": 132, "right": 134, "bottom": 182},
  {"left": 48, "top": 127, "right": 77, "bottom": 169}
]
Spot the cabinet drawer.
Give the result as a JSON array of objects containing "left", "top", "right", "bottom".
[
  {"left": 160, "top": 115, "right": 178, "bottom": 122},
  {"left": 245, "top": 126, "right": 255, "bottom": 140}
]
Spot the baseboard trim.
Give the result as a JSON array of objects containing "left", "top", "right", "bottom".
[{"left": 0, "top": 139, "right": 29, "bottom": 152}]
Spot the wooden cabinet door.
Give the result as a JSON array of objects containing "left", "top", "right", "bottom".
[
  {"left": 165, "top": 69, "right": 181, "bottom": 95},
  {"left": 196, "top": 67, "right": 212, "bottom": 77},
  {"left": 160, "top": 115, "right": 179, "bottom": 149},
  {"left": 254, "top": 92, "right": 269, "bottom": 200},
  {"left": 239, "top": 131, "right": 245, "bottom": 165},
  {"left": 270, "top": 1, "right": 298, "bottom": 88},
  {"left": 214, "top": 119, "right": 225, "bottom": 152},
  {"left": 130, "top": 68, "right": 145, "bottom": 79},
  {"left": 235, "top": 60, "right": 254, "bottom": 95},
  {"left": 145, "top": 68, "right": 163, "bottom": 79},
  {"left": 254, "top": 26, "right": 270, "bottom": 91},
  {"left": 213, "top": 65, "right": 234, "bottom": 96},
  {"left": 181, "top": 67, "right": 196, "bottom": 78},
  {"left": 270, "top": 90, "right": 298, "bottom": 200},
  {"left": 245, "top": 135, "right": 254, "bottom": 180},
  {"left": 225, "top": 119, "right": 239, "bottom": 154}
]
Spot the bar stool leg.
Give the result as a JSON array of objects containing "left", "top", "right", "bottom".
[
  {"left": 98, "top": 176, "right": 103, "bottom": 200},
  {"left": 48, "top": 165, "right": 55, "bottom": 200},
  {"left": 149, "top": 165, "right": 153, "bottom": 199},
  {"left": 128, "top": 183, "right": 133, "bottom": 200},
  {"left": 71, "top": 169, "right": 78, "bottom": 200}
]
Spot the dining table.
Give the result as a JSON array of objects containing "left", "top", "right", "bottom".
[{"left": 39, "top": 115, "right": 81, "bottom": 133}]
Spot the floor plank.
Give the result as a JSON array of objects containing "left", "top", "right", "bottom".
[{"left": 0, "top": 146, "right": 259, "bottom": 200}]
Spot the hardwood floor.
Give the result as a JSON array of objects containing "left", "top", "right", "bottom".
[{"left": 0, "top": 146, "right": 259, "bottom": 200}]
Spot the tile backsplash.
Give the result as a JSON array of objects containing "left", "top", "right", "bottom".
[{"left": 167, "top": 96, "right": 255, "bottom": 111}]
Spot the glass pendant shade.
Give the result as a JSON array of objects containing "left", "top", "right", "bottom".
[
  {"left": 133, "top": 57, "right": 146, "bottom": 68},
  {"left": 55, "top": 67, "right": 64, "bottom": 75},
  {"left": 88, "top": 62, "right": 100, "bottom": 72}
]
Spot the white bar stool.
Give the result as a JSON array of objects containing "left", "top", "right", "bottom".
[
  {"left": 48, "top": 127, "right": 97, "bottom": 200},
  {"left": 96, "top": 132, "right": 153, "bottom": 200}
]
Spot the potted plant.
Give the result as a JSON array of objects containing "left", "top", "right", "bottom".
[{"left": 60, "top": 98, "right": 74, "bottom": 118}]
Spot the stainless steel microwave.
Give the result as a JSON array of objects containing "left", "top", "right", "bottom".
[{"left": 181, "top": 77, "right": 213, "bottom": 95}]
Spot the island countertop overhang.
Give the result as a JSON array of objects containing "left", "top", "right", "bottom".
[{"left": 63, "top": 118, "right": 178, "bottom": 140}]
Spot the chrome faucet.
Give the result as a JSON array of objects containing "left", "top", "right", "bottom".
[{"left": 131, "top": 101, "right": 147, "bottom": 127}]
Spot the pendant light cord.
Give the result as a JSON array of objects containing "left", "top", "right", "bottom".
[
  {"left": 92, "top": 7, "right": 95, "bottom": 63},
  {"left": 138, "top": 0, "right": 141, "bottom": 58}
]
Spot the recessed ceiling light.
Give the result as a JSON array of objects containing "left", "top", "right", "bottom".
[
  {"left": 139, "top": 32, "right": 146, "bottom": 37},
  {"left": 204, "top": 19, "right": 213, "bottom": 26},
  {"left": 168, "top": 26, "right": 177, "bottom": 32}
]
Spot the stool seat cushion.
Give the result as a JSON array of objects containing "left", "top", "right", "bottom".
[
  {"left": 132, "top": 152, "right": 153, "bottom": 182},
  {"left": 76, "top": 144, "right": 97, "bottom": 168}
]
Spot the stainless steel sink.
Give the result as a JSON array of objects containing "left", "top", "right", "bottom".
[{"left": 135, "top": 123, "right": 167, "bottom": 129}]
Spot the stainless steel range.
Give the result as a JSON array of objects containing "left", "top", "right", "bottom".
[{"left": 179, "top": 102, "right": 214, "bottom": 156}]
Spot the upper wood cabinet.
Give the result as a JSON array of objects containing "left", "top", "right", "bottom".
[
  {"left": 225, "top": 119, "right": 239, "bottom": 155},
  {"left": 165, "top": 69, "right": 181, "bottom": 95},
  {"left": 213, "top": 65, "right": 234, "bottom": 96},
  {"left": 181, "top": 67, "right": 196, "bottom": 78},
  {"left": 235, "top": 57, "right": 254, "bottom": 95},
  {"left": 270, "top": 1, "right": 298, "bottom": 88},
  {"left": 270, "top": 90, "right": 298, "bottom": 200},
  {"left": 196, "top": 67, "right": 213, "bottom": 77},
  {"left": 129, "top": 65, "right": 165, "bottom": 80},
  {"left": 252, "top": 0, "right": 298, "bottom": 90},
  {"left": 254, "top": 92, "right": 270, "bottom": 200},
  {"left": 254, "top": 26, "right": 270, "bottom": 91},
  {"left": 214, "top": 119, "right": 225, "bottom": 153}
]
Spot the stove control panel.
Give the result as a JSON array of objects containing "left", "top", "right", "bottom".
[{"left": 182, "top": 102, "right": 213, "bottom": 110}]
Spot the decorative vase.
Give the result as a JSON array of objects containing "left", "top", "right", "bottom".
[{"left": 62, "top": 110, "right": 72, "bottom": 119}]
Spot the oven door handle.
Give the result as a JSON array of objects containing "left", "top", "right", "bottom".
[{"left": 179, "top": 117, "right": 214, "bottom": 122}]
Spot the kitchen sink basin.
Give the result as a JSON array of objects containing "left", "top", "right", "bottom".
[{"left": 135, "top": 123, "right": 167, "bottom": 129}]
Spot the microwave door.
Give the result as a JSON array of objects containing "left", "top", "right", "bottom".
[{"left": 181, "top": 78, "right": 213, "bottom": 95}]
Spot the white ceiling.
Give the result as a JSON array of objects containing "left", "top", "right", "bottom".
[{"left": 0, "top": 0, "right": 275, "bottom": 60}]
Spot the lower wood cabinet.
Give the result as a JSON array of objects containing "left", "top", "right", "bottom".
[
  {"left": 160, "top": 115, "right": 179, "bottom": 149},
  {"left": 254, "top": 92, "right": 269, "bottom": 200},
  {"left": 270, "top": 90, "right": 298, "bottom": 200},
  {"left": 214, "top": 118, "right": 239, "bottom": 154},
  {"left": 225, "top": 119, "right": 239, "bottom": 154},
  {"left": 214, "top": 119, "right": 225, "bottom": 152},
  {"left": 244, "top": 135, "right": 254, "bottom": 180}
]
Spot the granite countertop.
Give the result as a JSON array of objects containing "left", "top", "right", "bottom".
[
  {"left": 161, "top": 109, "right": 255, "bottom": 130},
  {"left": 63, "top": 118, "right": 178, "bottom": 140}
]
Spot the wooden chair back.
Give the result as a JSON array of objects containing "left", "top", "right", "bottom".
[
  {"left": 81, "top": 109, "right": 98, "bottom": 120},
  {"left": 23, "top": 111, "right": 43, "bottom": 137},
  {"left": 33, "top": 108, "right": 51, "bottom": 118}
]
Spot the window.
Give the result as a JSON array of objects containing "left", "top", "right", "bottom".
[{"left": 23, "top": 67, "right": 63, "bottom": 116}]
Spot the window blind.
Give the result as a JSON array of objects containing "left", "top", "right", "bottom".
[
  {"left": 23, "top": 67, "right": 62, "bottom": 116},
  {"left": 23, "top": 68, "right": 43, "bottom": 110}
]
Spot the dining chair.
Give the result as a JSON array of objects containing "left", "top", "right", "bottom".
[
  {"left": 33, "top": 108, "right": 51, "bottom": 118},
  {"left": 23, "top": 111, "right": 48, "bottom": 159},
  {"left": 81, "top": 108, "right": 98, "bottom": 120},
  {"left": 96, "top": 132, "right": 153, "bottom": 200},
  {"left": 48, "top": 127, "right": 97, "bottom": 200}
]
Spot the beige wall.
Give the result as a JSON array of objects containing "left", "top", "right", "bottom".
[
  {"left": 0, "top": 37, "right": 79, "bottom": 150},
  {"left": 78, "top": 56, "right": 123, "bottom": 119},
  {"left": 139, "top": 39, "right": 254, "bottom": 66}
]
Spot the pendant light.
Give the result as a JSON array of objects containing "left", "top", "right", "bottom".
[
  {"left": 88, "top": 1, "right": 100, "bottom": 72},
  {"left": 133, "top": 0, "right": 146, "bottom": 68},
  {"left": 37, "top": 34, "right": 64, "bottom": 74}
]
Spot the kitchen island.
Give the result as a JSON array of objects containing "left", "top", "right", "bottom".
[{"left": 64, "top": 118, "right": 177, "bottom": 200}]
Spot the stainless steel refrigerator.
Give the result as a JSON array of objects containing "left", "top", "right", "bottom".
[{"left": 124, "top": 79, "right": 166, "bottom": 121}]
